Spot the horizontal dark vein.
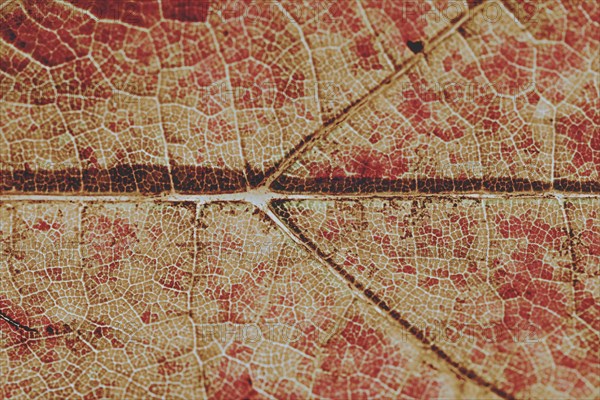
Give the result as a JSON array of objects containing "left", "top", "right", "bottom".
[
  {"left": 0, "top": 192, "right": 598, "bottom": 204},
  {"left": 1, "top": 168, "right": 599, "bottom": 195},
  {"left": 271, "top": 177, "right": 600, "bottom": 194}
]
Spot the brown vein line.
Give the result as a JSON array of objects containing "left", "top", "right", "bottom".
[
  {"left": 499, "top": 0, "right": 531, "bottom": 27},
  {"left": 558, "top": 197, "right": 584, "bottom": 276},
  {"left": 0, "top": 309, "right": 38, "bottom": 333},
  {"left": 1, "top": 192, "right": 598, "bottom": 203},
  {"left": 267, "top": 198, "right": 515, "bottom": 400},
  {"left": 271, "top": 192, "right": 600, "bottom": 200},
  {"left": 260, "top": 2, "right": 489, "bottom": 189}
]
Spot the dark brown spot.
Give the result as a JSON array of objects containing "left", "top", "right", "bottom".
[{"left": 407, "top": 40, "right": 424, "bottom": 54}]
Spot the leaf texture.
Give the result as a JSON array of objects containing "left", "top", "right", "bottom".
[
  {"left": 0, "top": 0, "right": 598, "bottom": 399},
  {"left": 1, "top": 201, "right": 497, "bottom": 399},
  {"left": 273, "top": 197, "right": 599, "bottom": 399}
]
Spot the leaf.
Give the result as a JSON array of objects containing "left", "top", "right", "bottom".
[
  {"left": 273, "top": 197, "right": 599, "bottom": 399},
  {"left": 0, "top": 1, "right": 598, "bottom": 399}
]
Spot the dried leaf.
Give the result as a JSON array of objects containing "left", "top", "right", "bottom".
[{"left": 0, "top": 0, "right": 598, "bottom": 399}]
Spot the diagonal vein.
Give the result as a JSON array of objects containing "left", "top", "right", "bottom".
[
  {"left": 260, "top": 2, "right": 489, "bottom": 189},
  {"left": 0, "top": 309, "right": 38, "bottom": 333},
  {"left": 265, "top": 198, "right": 517, "bottom": 400}
]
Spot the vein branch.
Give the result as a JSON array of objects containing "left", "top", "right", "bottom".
[
  {"left": 0, "top": 309, "right": 38, "bottom": 333},
  {"left": 260, "top": 2, "right": 489, "bottom": 188},
  {"left": 265, "top": 199, "right": 515, "bottom": 400}
]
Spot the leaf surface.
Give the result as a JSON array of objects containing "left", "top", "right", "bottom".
[{"left": 0, "top": 0, "right": 598, "bottom": 399}]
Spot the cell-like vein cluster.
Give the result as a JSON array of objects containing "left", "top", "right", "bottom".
[{"left": 0, "top": 0, "right": 598, "bottom": 399}]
